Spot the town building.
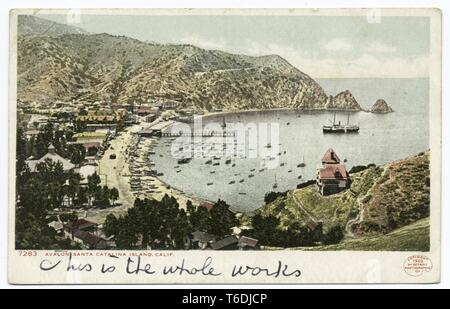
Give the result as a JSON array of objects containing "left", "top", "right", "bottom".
[
  {"left": 85, "top": 123, "right": 117, "bottom": 134},
  {"left": 237, "top": 236, "right": 260, "bottom": 250},
  {"left": 73, "top": 230, "right": 109, "bottom": 250},
  {"left": 63, "top": 218, "right": 111, "bottom": 249},
  {"left": 210, "top": 235, "right": 239, "bottom": 250},
  {"left": 25, "top": 144, "right": 75, "bottom": 172},
  {"left": 190, "top": 230, "right": 218, "bottom": 250},
  {"left": 316, "top": 148, "right": 350, "bottom": 195},
  {"left": 144, "top": 114, "right": 158, "bottom": 123},
  {"left": 136, "top": 106, "right": 159, "bottom": 116},
  {"left": 72, "top": 132, "right": 108, "bottom": 148},
  {"left": 24, "top": 129, "right": 40, "bottom": 140}
]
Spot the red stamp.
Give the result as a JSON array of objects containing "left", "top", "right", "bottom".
[{"left": 403, "top": 255, "right": 433, "bottom": 277}]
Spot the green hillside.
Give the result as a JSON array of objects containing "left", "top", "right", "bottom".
[{"left": 296, "top": 218, "right": 430, "bottom": 251}]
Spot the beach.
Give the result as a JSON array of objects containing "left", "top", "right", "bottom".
[{"left": 81, "top": 120, "right": 209, "bottom": 224}]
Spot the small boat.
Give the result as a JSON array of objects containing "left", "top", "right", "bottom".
[
  {"left": 207, "top": 182, "right": 213, "bottom": 186},
  {"left": 250, "top": 169, "right": 256, "bottom": 172},
  {"left": 286, "top": 122, "right": 290, "bottom": 125},
  {"left": 176, "top": 170, "right": 181, "bottom": 173},
  {"left": 297, "top": 175, "right": 302, "bottom": 179},
  {"left": 280, "top": 163, "right": 285, "bottom": 167},
  {"left": 210, "top": 171, "right": 216, "bottom": 174},
  {"left": 229, "top": 180, "right": 235, "bottom": 185},
  {"left": 213, "top": 162, "right": 220, "bottom": 166},
  {"left": 238, "top": 192, "right": 247, "bottom": 195},
  {"left": 178, "top": 158, "right": 192, "bottom": 164},
  {"left": 205, "top": 160, "right": 212, "bottom": 165},
  {"left": 232, "top": 164, "right": 236, "bottom": 167},
  {"left": 265, "top": 143, "right": 272, "bottom": 148},
  {"left": 259, "top": 168, "right": 265, "bottom": 172},
  {"left": 239, "top": 179, "right": 245, "bottom": 183},
  {"left": 248, "top": 174, "right": 255, "bottom": 178},
  {"left": 288, "top": 170, "right": 292, "bottom": 173},
  {"left": 225, "top": 159, "right": 232, "bottom": 164},
  {"left": 297, "top": 156, "right": 306, "bottom": 167}
]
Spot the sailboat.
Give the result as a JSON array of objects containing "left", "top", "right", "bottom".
[
  {"left": 323, "top": 112, "right": 359, "bottom": 134},
  {"left": 297, "top": 155, "right": 306, "bottom": 167},
  {"left": 273, "top": 176, "right": 278, "bottom": 189}
]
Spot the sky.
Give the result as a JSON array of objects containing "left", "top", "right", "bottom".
[{"left": 40, "top": 13, "right": 430, "bottom": 79}]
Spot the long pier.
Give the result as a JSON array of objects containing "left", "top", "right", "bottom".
[{"left": 161, "top": 131, "right": 236, "bottom": 138}]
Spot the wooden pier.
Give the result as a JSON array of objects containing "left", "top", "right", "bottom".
[{"left": 161, "top": 131, "right": 236, "bottom": 138}]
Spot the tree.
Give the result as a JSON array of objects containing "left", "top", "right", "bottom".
[
  {"left": 15, "top": 159, "right": 81, "bottom": 250},
  {"left": 33, "top": 133, "right": 49, "bottom": 158},
  {"left": 109, "top": 187, "right": 119, "bottom": 205},
  {"left": 249, "top": 214, "right": 281, "bottom": 245},
  {"left": 264, "top": 191, "right": 287, "bottom": 204},
  {"left": 188, "top": 204, "right": 211, "bottom": 232},
  {"left": 172, "top": 209, "right": 191, "bottom": 249},
  {"left": 87, "top": 172, "right": 101, "bottom": 206},
  {"left": 68, "top": 144, "right": 85, "bottom": 165},
  {"left": 65, "top": 172, "right": 82, "bottom": 207},
  {"left": 16, "top": 127, "right": 28, "bottom": 162},
  {"left": 322, "top": 224, "right": 344, "bottom": 245},
  {"left": 75, "top": 186, "right": 89, "bottom": 208},
  {"left": 104, "top": 196, "right": 191, "bottom": 250},
  {"left": 103, "top": 214, "right": 118, "bottom": 237},
  {"left": 87, "top": 146, "right": 98, "bottom": 157},
  {"left": 208, "top": 200, "right": 238, "bottom": 237}
]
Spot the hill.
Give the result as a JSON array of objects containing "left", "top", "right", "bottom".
[
  {"left": 289, "top": 218, "right": 430, "bottom": 251},
  {"left": 255, "top": 151, "right": 430, "bottom": 250},
  {"left": 17, "top": 15, "right": 362, "bottom": 112},
  {"left": 17, "top": 15, "right": 88, "bottom": 37}
]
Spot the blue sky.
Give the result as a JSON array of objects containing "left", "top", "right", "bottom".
[{"left": 40, "top": 13, "right": 430, "bottom": 78}]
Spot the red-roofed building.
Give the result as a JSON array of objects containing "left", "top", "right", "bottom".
[
  {"left": 200, "top": 202, "right": 214, "bottom": 211},
  {"left": 64, "top": 218, "right": 98, "bottom": 235},
  {"left": 321, "top": 148, "right": 341, "bottom": 164},
  {"left": 317, "top": 149, "right": 350, "bottom": 195},
  {"left": 137, "top": 106, "right": 159, "bottom": 116}
]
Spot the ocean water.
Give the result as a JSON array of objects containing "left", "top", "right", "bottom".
[{"left": 150, "top": 78, "right": 430, "bottom": 213}]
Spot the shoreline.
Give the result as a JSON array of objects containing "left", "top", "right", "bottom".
[
  {"left": 82, "top": 121, "right": 213, "bottom": 224},
  {"left": 197, "top": 107, "right": 364, "bottom": 121}
]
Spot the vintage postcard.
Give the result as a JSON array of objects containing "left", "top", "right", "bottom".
[{"left": 8, "top": 8, "right": 441, "bottom": 284}]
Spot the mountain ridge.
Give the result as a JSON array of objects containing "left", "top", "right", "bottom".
[{"left": 17, "top": 15, "right": 363, "bottom": 112}]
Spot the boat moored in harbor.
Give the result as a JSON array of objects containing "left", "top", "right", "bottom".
[{"left": 323, "top": 113, "right": 359, "bottom": 134}]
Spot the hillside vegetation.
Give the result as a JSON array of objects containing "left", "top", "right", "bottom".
[
  {"left": 289, "top": 218, "right": 430, "bottom": 251},
  {"left": 255, "top": 151, "right": 430, "bottom": 251}
]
